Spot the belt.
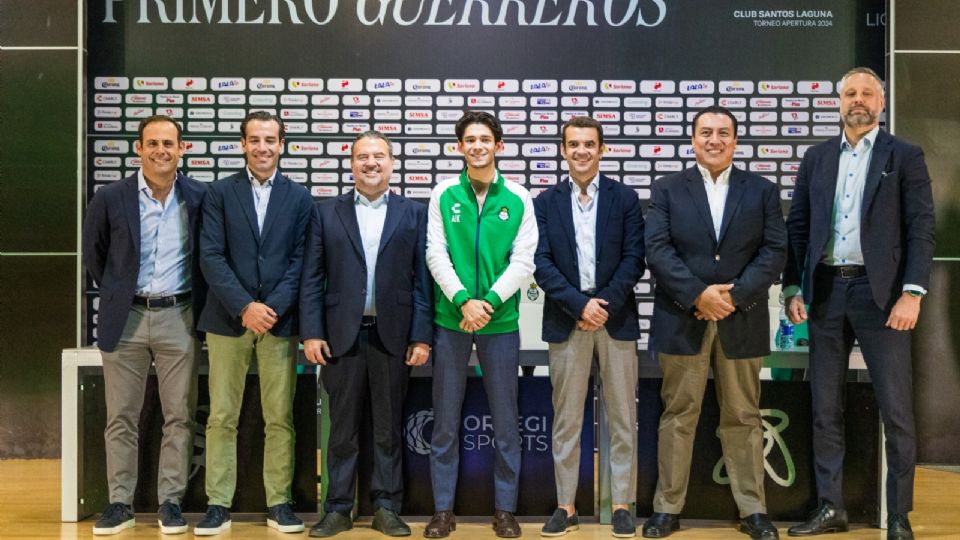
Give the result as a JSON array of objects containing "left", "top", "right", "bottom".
[
  {"left": 133, "top": 292, "right": 191, "bottom": 309},
  {"left": 361, "top": 315, "right": 377, "bottom": 327},
  {"left": 581, "top": 288, "right": 598, "bottom": 297},
  {"left": 822, "top": 265, "right": 867, "bottom": 279}
]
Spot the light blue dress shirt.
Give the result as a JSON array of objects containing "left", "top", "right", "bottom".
[
  {"left": 248, "top": 168, "right": 275, "bottom": 233},
  {"left": 785, "top": 126, "right": 924, "bottom": 298},
  {"left": 824, "top": 126, "right": 879, "bottom": 266},
  {"left": 135, "top": 170, "right": 190, "bottom": 296},
  {"left": 570, "top": 175, "right": 599, "bottom": 292},
  {"left": 356, "top": 190, "right": 389, "bottom": 316}
]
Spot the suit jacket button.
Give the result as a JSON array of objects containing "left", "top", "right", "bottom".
[{"left": 714, "top": 254, "right": 720, "bottom": 261}]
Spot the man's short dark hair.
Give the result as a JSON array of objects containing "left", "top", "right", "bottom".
[
  {"left": 561, "top": 116, "right": 604, "bottom": 147},
  {"left": 692, "top": 105, "right": 738, "bottom": 135},
  {"left": 455, "top": 110, "right": 503, "bottom": 143},
  {"left": 352, "top": 130, "right": 394, "bottom": 159},
  {"left": 138, "top": 115, "right": 182, "bottom": 143},
  {"left": 240, "top": 111, "right": 285, "bottom": 139}
]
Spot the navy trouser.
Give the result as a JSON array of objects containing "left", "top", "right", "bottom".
[
  {"left": 808, "top": 271, "right": 916, "bottom": 513},
  {"left": 429, "top": 327, "right": 521, "bottom": 513}
]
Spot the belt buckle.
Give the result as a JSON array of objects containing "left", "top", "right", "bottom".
[
  {"left": 839, "top": 266, "right": 857, "bottom": 279},
  {"left": 146, "top": 296, "right": 171, "bottom": 309}
]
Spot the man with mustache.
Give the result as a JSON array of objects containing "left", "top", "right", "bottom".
[
  {"left": 195, "top": 111, "right": 314, "bottom": 536},
  {"left": 424, "top": 110, "right": 538, "bottom": 539},
  {"left": 643, "top": 106, "right": 786, "bottom": 540},
  {"left": 784, "top": 67, "right": 935, "bottom": 540}
]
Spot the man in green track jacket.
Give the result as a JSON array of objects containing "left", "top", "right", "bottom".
[{"left": 423, "top": 111, "right": 538, "bottom": 539}]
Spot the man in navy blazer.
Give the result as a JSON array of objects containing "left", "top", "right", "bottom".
[
  {"left": 533, "top": 116, "right": 644, "bottom": 538},
  {"left": 82, "top": 115, "right": 206, "bottom": 535},
  {"left": 300, "top": 131, "right": 433, "bottom": 538},
  {"left": 784, "top": 68, "right": 935, "bottom": 540},
  {"left": 195, "top": 111, "right": 313, "bottom": 536},
  {"left": 643, "top": 106, "right": 786, "bottom": 540}
]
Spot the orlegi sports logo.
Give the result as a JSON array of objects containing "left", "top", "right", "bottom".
[
  {"left": 405, "top": 410, "right": 434, "bottom": 456},
  {"left": 404, "top": 409, "right": 551, "bottom": 455}
]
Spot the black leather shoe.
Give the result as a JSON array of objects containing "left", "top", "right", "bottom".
[
  {"left": 373, "top": 508, "right": 412, "bottom": 537},
  {"left": 740, "top": 513, "right": 779, "bottom": 539},
  {"left": 641, "top": 513, "right": 679, "bottom": 538},
  {"left": 493, "top": 510, "right": 522, "bottom": 538},
  {"left": 424, "top": 511, "right": 456, "bottom": 538},
  {"left": 309, "top": 511, "right": 352, "bottom": 537},
  {"left": 787, "top": 504, "right": 848, "bottom": 536},
  {"left": 886, "top": 513, "right": 913, "bottom": 540}
]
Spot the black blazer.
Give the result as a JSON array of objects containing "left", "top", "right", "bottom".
[
  {"left": 645, "top": 166, "right": 787, "bottom": 359},
  {"left": 197, "top": 171, "right": 313, "bottom": 337},
  {"left": 82, "top": 173, "right": 208, "bottom": 352},
  {"left": 785, "top": 129, "right": 935, "bottom": 309},
  {"left": 533, "top": 175, "right": 645, "bottom": 343},
  {"left": 299, "top": 192, "right": 434, "bottom": 358}
]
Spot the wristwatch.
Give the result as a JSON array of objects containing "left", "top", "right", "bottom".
[{"left": 906, "top": 290, "right": 924, "bottom": 298}]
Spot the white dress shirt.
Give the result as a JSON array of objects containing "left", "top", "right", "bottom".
[
  {"left": 570, "top": 175, "right": 599, "bottom": 292},
  {"left": 356, "top": 190, "right": 389, "bottom": 315}
]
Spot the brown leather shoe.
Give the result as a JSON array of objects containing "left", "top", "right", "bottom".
[
  {"left": 424, "top": 511, "right": 456, "bottom": 538},
  {"left": 493, "top": 510, "right": 522, "bottom": 538}
]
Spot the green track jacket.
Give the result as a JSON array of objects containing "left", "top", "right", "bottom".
[{"left": 426, "top": 170, "right": 538, "bottom": 334}]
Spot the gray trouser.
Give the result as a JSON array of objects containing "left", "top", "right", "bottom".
[
  {"left": 653, "top": 321, "right": 766, "bottom": 517},
  {"left": 549, "top": 327, "right": 638, "bottom": 506},
  {"left": 100, "top": 302, "right": 198, "bottom": 506}
]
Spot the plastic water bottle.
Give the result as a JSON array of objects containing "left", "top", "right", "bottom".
[{"left": 778, "top": 295, "right": 795, "bottom": 351}]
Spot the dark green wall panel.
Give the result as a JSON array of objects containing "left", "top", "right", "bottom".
[
  {"left": 0, "top": 49, "right": 77, "bottom": 253},
  {"left": 0, "top": 0, "right": 78, "bottom": 47},
  {"left": 0, "top": 255, "right": 75, "bottom": 458},
  {"left": 894, "top": 53, "right": 960, "bottom": 259},
  {"left": 894, "top": 0, "right": 960, "bottom": 51}
]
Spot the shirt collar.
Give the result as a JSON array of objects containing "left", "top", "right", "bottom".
[
  {"left": 841, "top": 125, "right": 880, "bottom": 152},
  {"left": 247, "top": 168, "right": 276, "bottom": 187},
  {"left": 569, "top": 174, "right": 600, "bottom": 197},
  {"left": 696, "top": 163, "right": 732, "bottom": 186},
  {"left": 356, "top": 189, "right": 389, "bottom": 208},
  {"left": 137, "top": 168, "right": 178, "bottom": 198}
]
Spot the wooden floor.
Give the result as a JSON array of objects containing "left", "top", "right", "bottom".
[{"left": 1, "top": 460, "right": 957, "bottom": 539}]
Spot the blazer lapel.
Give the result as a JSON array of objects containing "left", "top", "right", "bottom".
[
  {"left": 556, "top": 179, "right": 578, "bottom": 260},
  {"left": 682, "top": 167, "right": 717, "bottom": 246},
  {"left": 861, "top": 130, "right": 893, "bottom": 217},
  {"left": 717, "top": 168, "right": 747, "bottom": 244},
  {"left": 259, "top": 173, "right": 288, "bottom": 243},
  {"left": 231, "top": 173, "right": 261, "bottom": 244},
  {"left": 378, "top": 196, "right": 403, "bottom": 256},
  {"left": 121, "top": 175, "right": 141, "bottom": 255},
  {"left": 595, "top": 175, "right": 614, "bottom": 261},
  {"left": 816, "top": 137, "right": 843, "bottom": 223},
  {"left": 335, "top": 193, "right": 365, "bottom": 260}
]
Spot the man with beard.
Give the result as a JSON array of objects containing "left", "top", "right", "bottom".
[
  {"left": 784, "top": 67, "right": 935, "bottom": 540},
  {"left": 300, "top": 131, "right": 433, "bottom": 537}
]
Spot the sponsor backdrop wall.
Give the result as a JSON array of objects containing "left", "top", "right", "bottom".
[{"left": 4, "top": 0, "right": 956, "bottom": 466}]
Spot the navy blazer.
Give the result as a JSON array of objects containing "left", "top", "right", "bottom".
[
  {"left": 198, "top": 170, "right": 313, "bottom": 338},
  {"left": 533, "top": 175, "right": 645, "bottom": 343},
  {"left": 785, "top": 129, "right": 935, "bottom": 310},
  {"left": 645, "top": 166, "right": 787, "bottom": 359},
  {"left": 82, "top": 172, "right": 208, "bottom": 352},
  {"left": 299, "top": 192, "right": 433, "bottom": 358}
]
